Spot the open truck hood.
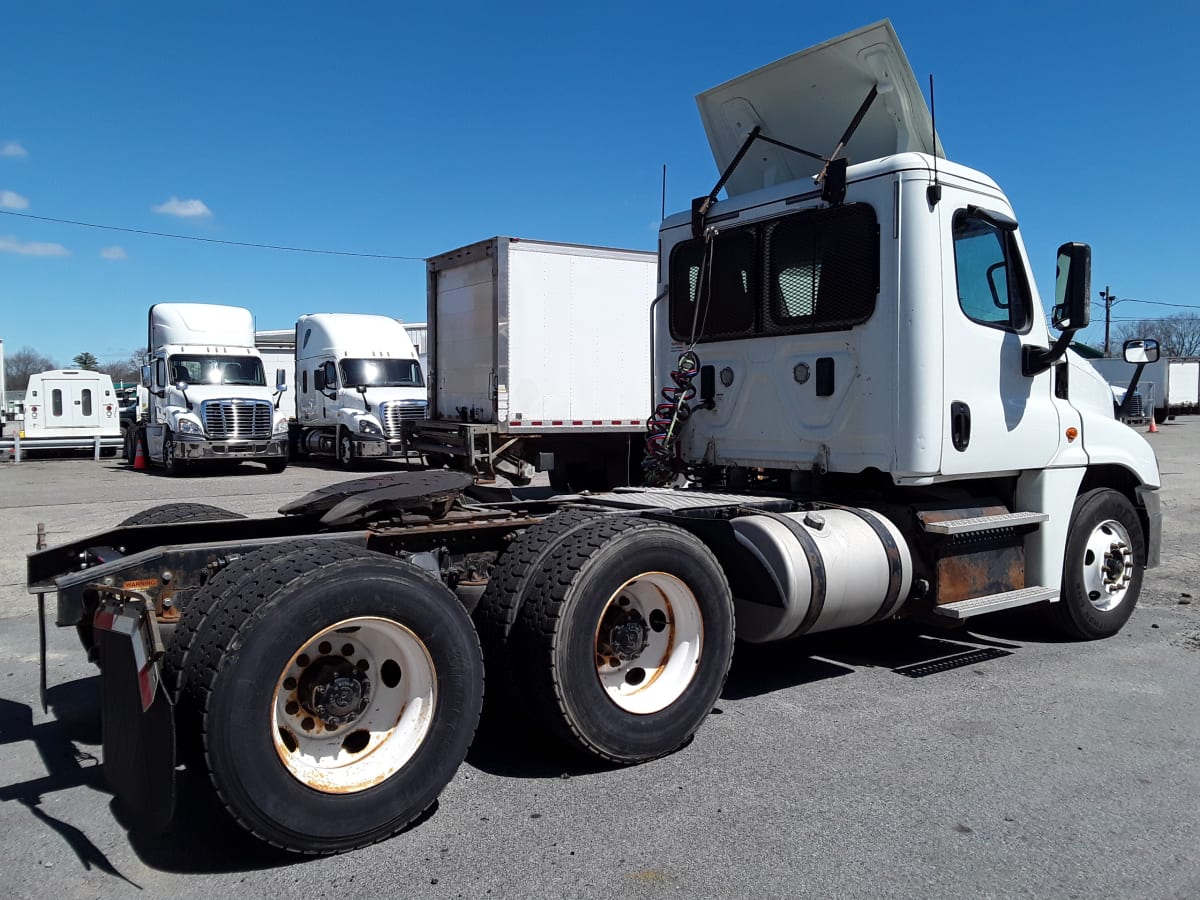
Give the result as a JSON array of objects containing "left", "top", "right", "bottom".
[{"left": 696, "top": 20, "right": 943, "bottom": 197}]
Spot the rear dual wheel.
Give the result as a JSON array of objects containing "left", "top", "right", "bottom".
[
  {"left": 511, "top": 517, "right": 734, "bottom": 763},
  {"left": 177, "top": 544, "right": 482, "bottom": 853}
]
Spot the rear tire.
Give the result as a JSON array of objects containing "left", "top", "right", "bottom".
[
  {"left": 1053, "top": 488, "right": 1144, "bottom": 640},
  {"left": 511, "top": 517, "right": 734, "bottom": 763},
  {"left": 473, "top": 509, "right": 608, "bottom": 710},
  {"left": 188, "top": 549, "right": 483, "bottom": 853},
  {"left": 119, "top": 503, "right": 245, "bottom": 527}
]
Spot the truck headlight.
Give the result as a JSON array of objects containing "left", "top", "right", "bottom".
[
  {"left": 272, "top": 419, "right": 289, "bottom": 436},
  {"left": 359, "top": 419, "right": 382, "bottom": 436},
  {"left": 177, "top": 418, "right": 203, "bottom": 435}
]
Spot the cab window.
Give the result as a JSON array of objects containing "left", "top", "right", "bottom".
[{"left": 952, "top": 211, "right": 1031, "bottom": 332}]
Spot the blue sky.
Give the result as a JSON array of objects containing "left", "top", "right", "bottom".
[{"left": 2, "top": 1, "right": 1196, "bottom": 366}]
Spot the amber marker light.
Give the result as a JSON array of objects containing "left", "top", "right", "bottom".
[{"left": 1065, "top": 427, "right": 1079, "bottom": 442}]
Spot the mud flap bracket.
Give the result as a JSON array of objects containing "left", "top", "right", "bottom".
[{"left": 91, "top": 588, "right": 176, "bottom": 833}]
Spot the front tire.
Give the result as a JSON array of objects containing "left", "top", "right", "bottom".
[
  {"left": 512, "top": 517, "right": 734, "bottom": 763},
  {"left": 265, "top": 456, "right": 288, "bottom": 474},
  {"left": 1054, "top": 488, "right": 1144, "bottom": 640},
  {"left": 337, "top": 428, "right": 358, "bottom": 470},
  {"left": 189, "top": 550, "right": 483, "bottom": 853},
  {"left": 162, "top": 428, "right": 185, "bottom": 477}
]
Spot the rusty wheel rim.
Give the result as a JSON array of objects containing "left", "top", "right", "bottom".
[
  {"left": 593, "top": 572, "right": 703, "bottom": 715},
  {"left": 270, "top": 616, "right": 436, "bottom": 793}
]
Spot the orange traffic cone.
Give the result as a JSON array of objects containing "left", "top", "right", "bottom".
[
  {"left": 1148, "top": 416, "right": 1158, "bottom": 434},
  {"left": 132, "top": 434, "right": 147, "bottom": 470}
]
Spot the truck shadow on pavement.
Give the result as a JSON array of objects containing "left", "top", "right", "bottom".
[
  {"left": 466, "top": 613, "right": 1047, "bottom": 780},
  {"left": 0, "top": 677, "right": 141, "bottom": 886},
  {"left": 0, "top": 676, "right": 327, "bottom": 876}
]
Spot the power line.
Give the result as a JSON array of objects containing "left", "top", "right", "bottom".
[
  {"left": 1090, "top": 295, "right": 1200, "bottom": 311},
  {"left": 0, "top": 208, "right": 424, "bottom": 260}
]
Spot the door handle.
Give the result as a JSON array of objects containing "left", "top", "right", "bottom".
[{"left": 951, "top": 401, "right": 971, "bottom": 451}]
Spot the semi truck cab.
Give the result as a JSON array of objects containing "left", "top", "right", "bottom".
[{"left": 141, "top": 303, "right": 290, "bottom": 474}]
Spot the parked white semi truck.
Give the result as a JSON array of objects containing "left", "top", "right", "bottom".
[
  {"left": 409, "top": 237, "right": 657, "bottom": 489},
  {"left": 27, "top": 21, "right": 1160, "bottom": 856},
  {"left": 138, "top": 303, "right": 290, "bottom": 474},
  {"left": 288, "top": 313, "right": 426, "bottom": 466}
]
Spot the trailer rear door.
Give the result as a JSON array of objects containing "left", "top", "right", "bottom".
[
  {"left": 430, "top": 246, "right": 498, "bottom": 422},
  {"left": 44, "top": 377, "right": 103, "bottom": 430}
]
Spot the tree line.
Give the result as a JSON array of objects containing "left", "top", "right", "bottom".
[
  {"left": 4, "top": 346, "right": 148, "bottom": 392},
  {"left": 1113, "top": 314, "right": 1200, "bottom": 358}
]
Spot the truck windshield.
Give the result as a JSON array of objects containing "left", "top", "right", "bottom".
[
  {"left": 339, "top": 358, "right": 424, "bottom": 388},
  {"left": 169, "top": 355, "right": 266, "bottom": 386}
]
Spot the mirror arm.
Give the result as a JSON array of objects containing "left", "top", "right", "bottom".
[
  {"left": 1022, "top": 326, "right": 1077, "bottom": 377},
  {"left": 1116, "top": 362, "right": 1147, "bottom": 421}
]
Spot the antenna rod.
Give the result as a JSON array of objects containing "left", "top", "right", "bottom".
[
  {"left": 927, "top": 74, "right": 942, "bottom": 206},
  {"left": 661, "top": 164, "right": 667, "bottom": 222}
]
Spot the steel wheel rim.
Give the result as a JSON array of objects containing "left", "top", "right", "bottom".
[
  {"left": 340, "top": 433, "right": 352, "bottom": 465},
  {"left": 593, "top": 572, "right": 703, "bottom": 715},
  {"left": 1081, "top": 518, "right": 1135, "bottom": 612},
  {"left": 271, "top": 616, "right": 437, "bottom": 793}
]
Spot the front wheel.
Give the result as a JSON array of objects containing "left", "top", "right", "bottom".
[
  {"left": 512, "top": 517, "right": 734, "bottom": 763},
  {"left": 162, "top": 429, "right": 185, "bottom": 476},
  {"left": 265, "top": 457, "right": 288, "bottom": 474},
  {"left": 1054, "top": 488, "right": 1145, "bottom": 640},
  {"left": 337, "top": 428, "right": 358, "bottom": 469}
]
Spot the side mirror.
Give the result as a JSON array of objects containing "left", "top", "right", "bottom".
[
  {"left": 1023, "top": 241, "right": 1092, "bottom": 377},
  {"left": 1124, "top": 338, "right": 1160, "bottom": 365},
  {"left": 314, "top": 368, "right": 326, "bottom": 392},
  {"left": 140, "top": 365, "right": 152, "bottom": 389},
  {"left": 1051, "top": 242, "right": 1091, "bottom": 331},
  {"left": 276, "top": 368, "right": 287, "bottom": 392}
]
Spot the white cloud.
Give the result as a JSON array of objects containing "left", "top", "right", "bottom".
[
  {"left": 0, "top": 189, "right": 29, "bottom": 209},
  {"left": 100, "top": 245, "right": 128, "bottom": 260},
  {"left": 1, "top": 141, "right": 28, "bottom": 158},
  {"left": 0, "top": 235, "right": 69, "bottom": 256},
  {"left": 152, "top": 195, "right": 212, "bottom": 218}
]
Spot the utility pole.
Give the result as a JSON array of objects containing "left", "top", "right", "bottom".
[{"left": 1099, "top": 285, "right": 1116, "bottom": 356}]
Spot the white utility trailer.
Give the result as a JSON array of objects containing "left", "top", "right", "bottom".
[{"left": 2, "top": 369, "right": 122, "bottom": 460}]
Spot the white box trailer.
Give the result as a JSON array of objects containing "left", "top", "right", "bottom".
[
  {"left": 413, "top": 237, "right": 657, "bottom": 488},
  {"left": 1091, "top": 355, "right": 1199, "bottom": 423}
]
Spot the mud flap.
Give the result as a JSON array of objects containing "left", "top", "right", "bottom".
[{"left": 93, "top": 598, "right": 176, "bottom": 833}]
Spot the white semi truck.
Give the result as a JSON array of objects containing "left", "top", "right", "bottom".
[
  {"left": 288, "top": 313, "right": 426, "bottom": 465},
  {"left": 137, "top": 303, "right": 290, "bottom": 474},
  {"left": 27, "top": 21, "right": 1160, "bottom": 856},
  {"left": 409, "top": 237, "right": 657, "bottom": 489}
]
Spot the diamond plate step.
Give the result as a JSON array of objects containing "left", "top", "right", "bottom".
[
  {"left": 933, "top": 585, "right": 1059, "bottom": 619},
  {"left": 921, "top": 511, "right": 1048, "bottom": 535}
]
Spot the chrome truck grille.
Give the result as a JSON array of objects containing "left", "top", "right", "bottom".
[
  {"left": 380, "top": 401, "right": 427, "bottom": 438},
  {"left": 201, "top": 399, "right": 273, "bottom": 439}
]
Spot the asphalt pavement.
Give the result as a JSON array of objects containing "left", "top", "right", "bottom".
[{"left": 1, "top": 434, "right": 1197, "bottom": 899}]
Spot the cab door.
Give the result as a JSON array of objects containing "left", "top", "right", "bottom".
[{"left": 938, "top": 196, "right": 1062, "bottom": 476}]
